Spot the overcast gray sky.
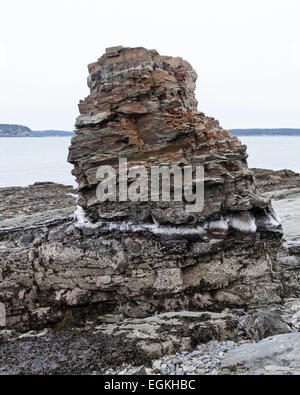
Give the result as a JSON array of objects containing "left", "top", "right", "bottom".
[{"left": 0, "top": 0, "right": 299, "bottom": 131}]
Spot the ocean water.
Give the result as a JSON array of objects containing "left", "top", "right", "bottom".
[
  {"left": 0, "top": 136, "right": 299, "bottom": 188},
  {"left": 240, "top": 136, "right": 300, "bottom": 173},
  {"left": 0, "top": 137, "right": 75, "bottom": 188}
]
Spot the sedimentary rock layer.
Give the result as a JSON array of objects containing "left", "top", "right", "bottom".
[
  {"left": 1, "top": 176, "right": 299, "bottom": 331},
  {"left": 68, "top": 46, "right": 275, "bottom": 229},
  {"left": 1, "top": 48, "right": 296, "bottom": 332}
]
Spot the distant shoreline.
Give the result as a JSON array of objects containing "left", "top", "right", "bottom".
[
  {"left": 2, "top": 124, "right": 300, "bottom": 137},
  {"left": 0, "top": 124, "right": 74, "bottom": 138},
  {"left": 2, "top": 133, "right": 300, "bottom": 138},
  {"left": 0, "top": 135, "right": 73, "bottom": 138},
  {"left": 231, "top": 128, "right": 300, "bottom": 136}
]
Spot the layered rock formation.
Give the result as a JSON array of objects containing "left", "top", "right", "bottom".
[
  {"left": 67, "top": 47, "right": 286, "bottom": 314},
  {"left": 2, "top": 47, "right": 299, "bottom": 333},
  {"left": 68, "top": 46, "right": 277, "bottom": 232}
]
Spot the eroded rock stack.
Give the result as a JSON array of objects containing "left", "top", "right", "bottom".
[
  {"left": 1, "top": 47, "right": 293, "bottom": 332},
  {"left": 68, "top": 46, "right": 275, "bottom": 231},
  {"left": 67, "top": 47, "right": 284, "bottom": 313}
]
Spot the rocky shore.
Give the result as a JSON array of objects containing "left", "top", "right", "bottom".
[
  {"left": 0, "top": 168, "right": 299, "bottom": 375},
  {"left": 0, "top": 47, "right": 299, "bottom": 375}
]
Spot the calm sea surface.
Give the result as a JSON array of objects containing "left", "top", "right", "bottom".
[
  {"left": 241, "top": 136, "right": 300, "bottom": 173},
  {"left": 0, "top": 136, "right": 300, "bottom": 188},
  {"left": 0, "top": 137, "right": 75, "bottom": 188}
]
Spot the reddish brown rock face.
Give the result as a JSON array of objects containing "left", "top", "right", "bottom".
[{"left": 68, "top": 46, "right": 279, "bottom": 232}]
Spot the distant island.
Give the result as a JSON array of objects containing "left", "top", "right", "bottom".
[
  {"left": 0, "top": 124, "right": 74, "bottom": 137},
  {"left": 231, "top": 128, "right": 300, "bottom": 136}
]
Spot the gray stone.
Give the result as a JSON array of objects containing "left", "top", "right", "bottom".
[
  {"left": 183, "top": 365, "right": 194, "bottom": 373},
  {"left": 279, "top": 256, "right": 300, "bottom": 270},
  {"left": 132, "top": 366, "right": 148, "bottom": 375},
  {"left": 160, "top": 367, "right": 167, "bottom": 375},
  {"left": 19, "top": 231, "right": 34, "bottom": 246},
  {"left": 96, "top": 311, "right": 238, "bottom": 361},
  {"left": 221, "top": 333, "right": 300, "bottom": 375},
  {"left": 244, "top": 310, "right": 291, "bottom": 341}
]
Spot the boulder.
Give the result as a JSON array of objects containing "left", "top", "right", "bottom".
[
  {"left": 244, "top": 311, "right": 291, "bottom": 341},
  {"left": 221, "top": 333, "right": 300, "bottom": 375}
]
